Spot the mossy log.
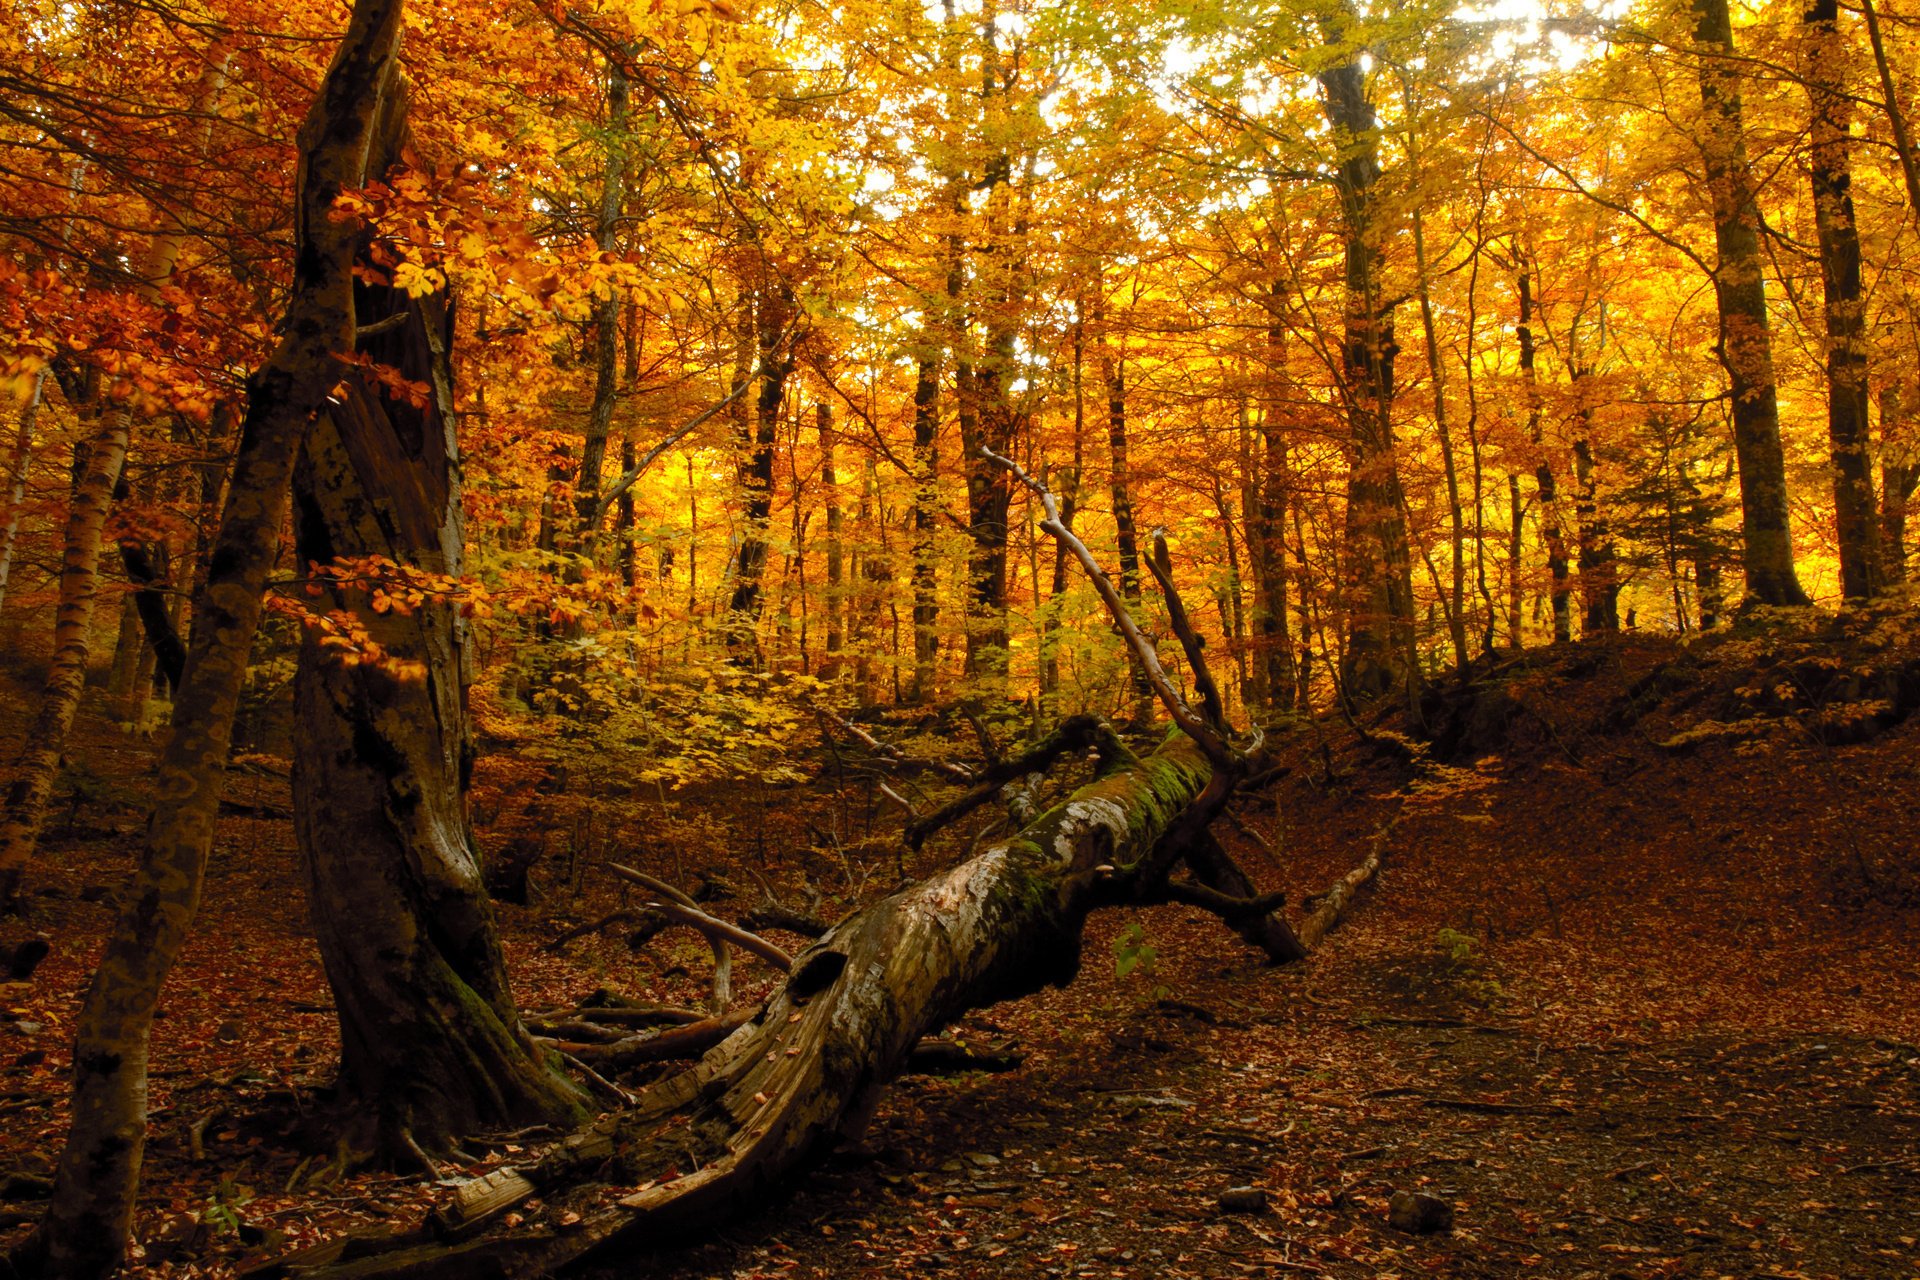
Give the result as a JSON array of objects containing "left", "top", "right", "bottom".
[{"left": 270, "top": 734, "right": 1215, "bottom": 1280}]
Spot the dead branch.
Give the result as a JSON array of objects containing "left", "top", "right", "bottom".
[
  {"left": 1159, "top": 879, "right": 1290, "bottom": 919},
  {"left": 557, "top": 1010, "right": 750, "bottom": 1072},
  {"left": 1168, "top": 833, "right": 1307, "bottom": 963},
  {"left": 903, "top": 713, "right": 1130, "bottom": 849},
  {"left": 903, "top": 1036, "right": 1024, "bottom": 1075},
  {"left": 1294, "top": 821, "right": 1394, "bottom": 951},
  {"left": 1146, "top": 529, "right": 1228, "bottom": 734},
  {"left": 983, "top": 447, "right": 1232, "bottom": 767},
  {"left": 605, "top": 865, "right": 794, "bottom": 972},
  {"left": 812, "top": 704, "right": 975, "bottom": 782},
  {"left": 543, "top": 910, "right": 641, "bottom": 952},
  {"left": 737, "top": 905, "right": 831, "bottom": 939}
]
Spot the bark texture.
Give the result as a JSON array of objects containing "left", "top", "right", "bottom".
[
  {"left": 0, "top": 406, "right": 128, "bottom": 907},
  {"left": 1693, "top": 0, "right": 1810, "bottom": 606},
  {"left": 290, "top": 229, "right": 585, "bottom": 1148},
  {"left": 1318, "top": 40, "right": 1416, "bottom": 701},
  {"left": 1804, "top": 0, "right": 1883, "bottom": 599}
]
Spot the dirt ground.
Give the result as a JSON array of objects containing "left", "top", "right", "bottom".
[{"left": 2, "top": 630, "right": 1918, "bottom": 1279}]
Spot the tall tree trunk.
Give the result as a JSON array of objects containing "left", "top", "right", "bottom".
[
  {"left": 1517, "top": 268, "right": 1572, "bottom": 643},
  {"left": 1804, "top": 0, "right": 1883, "bottom": 599},
  {"left": 1411, "top": 204, "right": 1469, "bottom": 675},
  {"left": 909, "top": 349, "right": 941, "bottom": 703},
  {"left": 726, "top": 285, "right": 794, "bottom": 654},
  {"left": 0, "top": 404, "right": 129, "bottom": 908},
  {"left": 1237, "top": 406, "right": 1270, "bottom": 710},
  {"left": 1039, "top": 320, "right": 1085, "bottom": 707},
  {"left": 1251, "top": 299, "right": 1298, "bottom": 708},
  {"left": 1318, "top": 42, "right": 1417, "bottom": 702},
  {"left": 1883, "top": 385, "right": 1916, "bottom": 584},
  {"left": 1693, "top": 0, "right": 1810, "bottom": 606},
  {"left": 1572, "top": 435, "right": 1619, "bottom": 630},
  {"left": 1100, "top": 347, "right": 1152, "bottom": 719},
  {"left": 0, "top": 369, "right": 43, "bottom": 615},
  {"left": 9, "top": 7, "right": 410, "bottom": 1275},
  {"left": 820, "top": 402, "right": 843, "bottom": 675},
  {"left": 572, "top": 60, "right": 628, "bottom": 539},
  {"left": 1506, "top": 472, "right": 1525, "bottom": 647},
  {"left": 292, "top": 276, "right": 585, "bottom": 1152}
]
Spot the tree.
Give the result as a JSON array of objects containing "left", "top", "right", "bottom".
[
  {"left": 1689, "top": 0, "right": 1809, "bottom": 607},
  {"left": 8, "top": 2, "right": 409, "bottom": 1273},
  {"left": 1802, "top": 0, "right": 1884, "bottom": 599},
  {"left": 290, "top": 219, "right": 587, "bottom": 1152}
]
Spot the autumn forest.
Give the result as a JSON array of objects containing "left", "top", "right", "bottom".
[{"left": 0, "top": 0, "right": 1917, "bottom": 1275}]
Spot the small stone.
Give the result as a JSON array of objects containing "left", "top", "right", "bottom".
[
  {"left": 1388, "top": 1190, "right": 1454, "bottom": 1234},
  {"left": 9, "top": 1022, "right": 41, "bottom": 1037},
  {"left": 966, "top": 1152, "right": 1001, "bottom": 1168},
  {"left": 1217, "top": 1187, "right": 1269, "bottom": 1215}
]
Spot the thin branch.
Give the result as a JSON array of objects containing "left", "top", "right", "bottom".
[
  {"left": 589, "top": 378, "right": 752, "bottom": 529},
  {"left": 981, "top": 447, "right": 1233, "bottom": 767},
  {"left": 1145, "top": 530, "right": 1227, "bottom": 734},
  {"left": 605, "top": 864, "right": 794, "bottom": 972}
]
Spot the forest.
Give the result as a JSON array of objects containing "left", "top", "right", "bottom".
[{"left": 0, "top": 0, "right": 1917, "bottom": 1274}]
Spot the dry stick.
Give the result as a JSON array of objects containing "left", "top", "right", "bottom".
[
  {"left": 544, "top": 909, "right": 641, "bottom": 952},
  {"left": 1294, "top": 820, "right": 1395, "bottom": 951},
  {"left": 1146, "top": 529, "right": 1228, "bottom": 734},
  {"left": 611, "top": 868, "right": 733, "bottom": 1012},
  {"left": 558, "top": 1052, "right": 638, "bottom": 1107},
  {"left": 981, "top": 447, "right": 1233, "bottom": 768},
  {"left": 604, "top": 864, "right": 795, "bottom": 972},
  {"left": 875, "top": 782, "right": 918, "bottom": 817},
  {"left": 560, "top": 1009, "right": 755, "bottom": 1070},
  {"left": 1161, "top": 878, "right": 1290, "bottom": 919}
]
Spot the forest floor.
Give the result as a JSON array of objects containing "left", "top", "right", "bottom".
[{"left": 1, "top": 613, "right": 1918, "bottom": 1279}]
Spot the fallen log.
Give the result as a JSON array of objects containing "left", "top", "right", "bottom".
[
  {"left": 269, "top": 732, "right": 1217, "bottom": 1279},
  {"left": 263, "top": 463, "right": 1379, "bottom": 1280}
]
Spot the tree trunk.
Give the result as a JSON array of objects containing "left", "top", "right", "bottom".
[
  {"left": 1693, "top": 0, "right": 1810, "bottom": 607},
  {"left": 1506, "top": 472, "right": 1525, "bottom": 647},
  {"left": 279, "top": 732, "right": 1289, "bottom": 1280},
  {"left": 1518, "top": 269, "right": 1572, "bottom": 643},
  {"left": 1883, "top": 386, "right": 1916, "bottom": 584},
  {"left": 0, "top": 368, "right": 43, "bottom": 616},
  {"left": 0, "top": 405, "right": 128, "bottom": 908},
  {"left": 1411, "top": 199, "right": 1469, "bottom": 677},
  {"left": 1804, "top": 0, "right": 1883, "bottom": 599},
  {"left": 1101, "top": 347, "right": 1153, "bottom": 718},
  {"left": 1318, "top": 44, "right": 1417, "bottom": 702},
  {"left": 725, "top": 285, "right": 793, "bottom": 654},
  {"left": 909, "top": 349, "right": 940, "bottom": 702},
  {"left": 9, "top": 6, "right": 410, "bottom": 1275},
  {"left": 572, "top": 60, "right": 628, "bottom": 539},
  {"left": 1251, "top": 299, "right": 1298, "bottom": 708},
  {"left": 291, "top": 242, "right": 585, "bottom": 1150},
  {"left": 820, "top": 403, "right": 843, "bottom": 673}
]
